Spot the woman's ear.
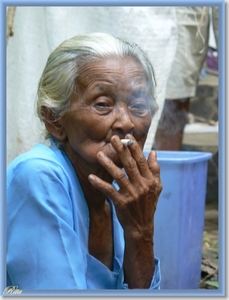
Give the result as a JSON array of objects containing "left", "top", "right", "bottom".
[{"left": 41, "top": 106, "right": 67, "bottom": 142}]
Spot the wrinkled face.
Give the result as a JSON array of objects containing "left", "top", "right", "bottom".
[{"left": 59, "top": 56, "right": 153, "bottom": 166}]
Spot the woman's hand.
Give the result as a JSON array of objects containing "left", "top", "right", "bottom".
[
  {"left": 89, "top": 134, "right": 162, "bottom": 235},
  {"left": 88, "top": 134, "right": 162, "bottom": 288}
]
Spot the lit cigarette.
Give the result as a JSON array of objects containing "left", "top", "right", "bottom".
[{"left": 121, "top": 139, "right": 134, "bottom": 146}]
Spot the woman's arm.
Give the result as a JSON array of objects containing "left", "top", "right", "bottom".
[
  {"left": 7, "top": 158, "right": 87, "bottom": 289},
  {"left": 88, "top": 134, "right": 162, "bottom": 288}
]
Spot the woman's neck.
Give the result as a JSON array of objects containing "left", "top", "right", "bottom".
[{"left": 63, "top": 147, "right": 113, "bottom": 211}]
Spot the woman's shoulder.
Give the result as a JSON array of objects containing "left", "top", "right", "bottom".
[{"left": 7, "top": 143, "right": 66, "bottom": 179}]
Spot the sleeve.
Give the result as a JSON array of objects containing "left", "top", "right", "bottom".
[
  {"left": 6, "top": 158, "right": 87, "bottom": 289},
  {"left": 116, "top": 257, "right": 161, "bottom": 289}
]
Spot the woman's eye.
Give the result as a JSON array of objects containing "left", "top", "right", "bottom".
[
  {"left": 96, "top": 102, "right": 109, "bottom": 108},
  {"left": 130, "top": 102, "right": 150, "bottom": 115},
  {"left": 94, "top": 97, "right": 113, "bottom": 112},
  {"left": 133, "top": 103, "right": 147, "bottom": 110}
]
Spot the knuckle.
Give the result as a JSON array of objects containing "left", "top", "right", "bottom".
[
  {"left": 155, "top": 177, "right": 162, "bottom": 188},
  {"left": 98, "top": 182, "right": 115, "bottom": 196},
  {"left": 125, "top": 157, "right": 137, "bottom": 171},
  {"left": 149, "top": 161, "right": 160, "bottom": 173},
  {"left": 138, "top": 183, "right": 150, "bottom": 196},
  {"left": 131, "top": 180, "right": 150, "bottom": 199},
  {"left": 148, "top": 177, "right": 162, "bottom": 194},
  {"left": 130, "top": 190, "right": 139, "bottom": 202},
  {"left": 106, "top": 184, "right": 115, "bottom": 195},
  {"left": 137, "top": 153, "right": 147, "bottom": 167},
  {"left": 114, "top": 170, "right": 127, "bottom": 181},
  {"left": 157, "top": 183, "right": 163, "bottom": 193},
  {"left": 106, "top": 186, "right": 115, "bottom": 197},
  {"left": 155, "top": 180, "right": 163, "bottom": 194}
]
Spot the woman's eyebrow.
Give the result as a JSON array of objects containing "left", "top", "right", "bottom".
[
  {"left": 130, "top": 88, "right": 149, "bottom": 98},
  {"left": 86, "top": 82, "right": 150, "bottom": 99},
  {"left": 88, "top": 83, "right": 113, "bottom": 92}
]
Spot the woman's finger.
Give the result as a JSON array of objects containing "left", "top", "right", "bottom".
[
  {"left": 87, "top": 174, "right": 117, "bottom": 198},
  {"left": 110, "top": 137, "right": 140, "bottom": 182},
  {"left": 96, "top": 151, "right": 135, "bottom": 192},
  {"left": 123, "top": 134, "right": 153, "bottom": 179},
  {"left": 147, "top": 150, "right": 161, "bottom": 180},
  {"left": 147, "top": 151, "right": 163, "bottom": 194}
]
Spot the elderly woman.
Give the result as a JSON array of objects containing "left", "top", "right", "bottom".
[{"left": 7, "top": 33, "right": 162, "bottom": 290}]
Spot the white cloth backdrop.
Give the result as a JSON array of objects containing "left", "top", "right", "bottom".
[{"left": 7, "top": 6, "right": 178, "bottom": 165}]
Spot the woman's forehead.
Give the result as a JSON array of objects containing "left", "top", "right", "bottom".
[{"left": 77, "top": 56, "right": 148, "bottom": 90}]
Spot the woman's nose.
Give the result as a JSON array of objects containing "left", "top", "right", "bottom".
[{"left": 112, "top": 104, "right": 135, "bottom": 134}]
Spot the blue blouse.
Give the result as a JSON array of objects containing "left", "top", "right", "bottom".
[{"left": 6, "top": 143, "right": 161, "bottom": 289}]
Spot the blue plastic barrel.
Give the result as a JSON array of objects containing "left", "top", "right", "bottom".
[{"left": 144, "top": 151, "right": 212, "bottom": 289}]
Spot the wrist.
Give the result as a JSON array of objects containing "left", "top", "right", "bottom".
[{"left": 124, "top": 225, "right": 154, "bottom": 245}]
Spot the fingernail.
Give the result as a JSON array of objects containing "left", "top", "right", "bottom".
[
  {"left": 88, "top": 174, "right": 96, "bottom": 182},
  {"left": 97, "top": 151, "right": 105, "bottom": 158},
  {"left": 97, "top": 151, "right": 108, "bottom": 161},
  {"left": 125, "top": 134, "right": 133, "bottom": 139},
  {"left": 111, "top": 135, "right": 119, "bottom": 144},
  {"left": 111, "top": 135, "right": 120, "bottom": 145}
]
